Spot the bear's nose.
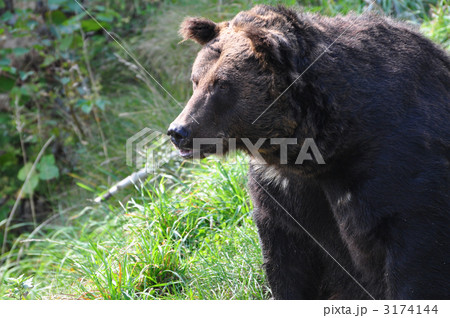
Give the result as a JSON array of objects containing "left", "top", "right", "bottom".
[{"left": 167, "top": 124, "right": 191, "bottom": 148}]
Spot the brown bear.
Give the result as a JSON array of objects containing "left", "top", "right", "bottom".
[{"left": 168, "top": 5, "right": 450, "bottom": 299}]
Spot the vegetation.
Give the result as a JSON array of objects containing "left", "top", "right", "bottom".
[{"left": 0, "top": 0, "right": 448, "bottom": 299}]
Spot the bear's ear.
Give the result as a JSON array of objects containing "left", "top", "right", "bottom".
[
  {"left": 243, "top": 28, "right": 290, "bottom": 69},
  {"left": 179, "top": 17, "right": 219, "bottom": 45}
]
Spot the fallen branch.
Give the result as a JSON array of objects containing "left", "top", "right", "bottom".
[
  {"left": 94, "top": 151, "right": 181, "bottom": 203},
  {"left": 94, "top": 167, "right": 151, "bottom": 203}
]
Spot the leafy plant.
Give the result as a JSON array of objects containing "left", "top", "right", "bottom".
[
  {"left": 3, "top": 274, "right": 35, "bottom": 300},
  {"left": 0, "top": 0, "right": 137, "bottom": 248},
  {"left": 17, "top": 155, "right": 59, "bottom": 196}
]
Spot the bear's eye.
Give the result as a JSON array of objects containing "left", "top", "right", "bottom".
[
  {"left": 192, "top": 80, "right": 199, "bottom": 89},
  {"left": 217, "top": 81, "right": 228, "bottom": 90}
]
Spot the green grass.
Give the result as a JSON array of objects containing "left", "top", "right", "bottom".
[
  {"left": 1, "top": 0, "right": 448, "bottom": 300},
  {"left": 421, "top": 0, "right": 450, "bottom": 50},
  {"left": 0, "top": 155, "right": 269, "bottom": 299}
]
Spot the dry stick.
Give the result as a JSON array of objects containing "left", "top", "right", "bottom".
[
  {"left": 1, "top": 135, "right": 55, "bottom": 255},
  {"left": 94, "top": 167, "right": 151, "bottom": 203},
  {"left": 29, "top": 193, "right": 37, "bottom": 229},
  {"left": 13, "top": 97, "right": 37, "bottom": 228},
  {"left": 94, "top": 151, "right": 180, "bottom": 202}
]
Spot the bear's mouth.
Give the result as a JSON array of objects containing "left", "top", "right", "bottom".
[
  {"left": 177, "top": 146, "right": 217, "bottom": 159},
  {"left": 178, "top": 148, "right": 194, "bottom": 158}
]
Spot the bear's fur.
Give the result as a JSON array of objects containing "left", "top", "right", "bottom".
[{"left": 169, "top": 5, "right": 450, "bottom": 299}]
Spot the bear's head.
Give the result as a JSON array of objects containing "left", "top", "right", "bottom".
[{"left": 168, "top": 5, "right": 317, "bottom": 163}]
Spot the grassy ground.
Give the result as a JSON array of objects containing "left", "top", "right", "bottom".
[
  {"left": 0, "top": 0, "right": 448, "bottom": 299},
  {"left": 2, "top": 154, "right": 267, "bottom": 299}
]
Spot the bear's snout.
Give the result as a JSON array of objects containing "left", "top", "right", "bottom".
[{"left": 167, "top": 123, "right": 192, "bottom": 149}]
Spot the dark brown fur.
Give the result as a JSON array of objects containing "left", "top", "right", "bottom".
[
  {"left": 180, "top": 17, "right": 221, "bottom": 45},
  {"left": 169, "top": 5, "right": 450, "bottom": 299}
]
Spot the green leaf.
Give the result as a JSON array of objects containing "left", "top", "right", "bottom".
[
  {"left": 59, "top": 34, "right": 73, "bottom": 51},
  {"left": 38, "top": 155, "right": 59, "bottom": 181},
  {"left": 46, "top": 10, "right": 67, "bottom": 25},
  {"left": 76, "top": 99, "right": 93, "bottom": 113},
  {"left": 23, "top": 174, "right": 39, "bottom": 195},
  {"left": 75, "top": 98, "right": 87, "bottom": 107},
  {"left": 66, "top": 2, "right": 82, "bottom": 12},
  {"left": 81, "top": 20, "right": 110, "bottom": 32},
  {"left": 1, "top": 65, "right": 16, "bottom": 74},
  {"left": 81, "top": 102, "right": 93, "bottom": 114},
  {"left": 39, "top": 154, "right": 55, "bottom": 166},
  {"left": 26, "top": 20, "right": 38, "bottom": 31},
  {"left": 97, "top": 13, "right": 114, "bottom": 23},
  {"left": 1, "top": 11, "right": 12, "bottom": 22},
  {"left": 0, "top": 58, "right": 11, "bottom": 66},
  {"left": 18, "top": 163, "right": 34, "bottom": 181},
  {"left": 95, "top": 98, "right": 108, "bottom": 110},
  {"left": 39, "top": 164, "right": 59, "bottom": 180},
  {"left": 41, "top": 55, "right": 56, "bottom": 67},
  {"left": 12, "top": 47, "right": 29, "bottom": 57},
  {"left": 0, "top": 151, "right": 17, "bottom": 167},
  {"left": 95, "top": 5, "right": 106, "bottom": 11},
  {"left": 63, "top": 12, "right": 87, "bottom": 27},
  {"left": 19, "top": 71, "right": 34, "bottom": 81},
  {"left": 81, "top": 19, "right": 102, "bottom": 32},
  {"left": 41, "top": 39, "right": 52, "bottom": 47},
  {"left": 0, "top": 75, "right": 15, "bottom": 93},
  {"left": 60, "top": 77, "right": 70, "bottom": 85},
  {"left": 76, "top": 182, "right": 95, "bottom": 192}
]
